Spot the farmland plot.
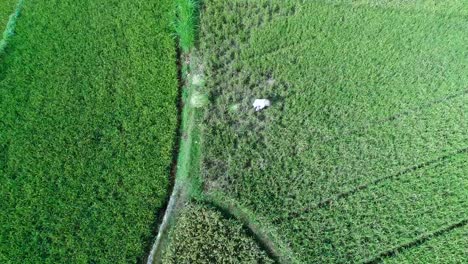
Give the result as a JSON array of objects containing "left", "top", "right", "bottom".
[
  {"left": 163, "top": 203, "right": 273, "bottom": 263},
  {"left": 0, "top": 0, "right": 178, "bottom": 262},
  {"left": 196, "top": 0, "right": 468, "bottom": 262}
]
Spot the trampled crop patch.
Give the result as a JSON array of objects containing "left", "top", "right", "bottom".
[
  {"left": 194, "top": 0, "right": 468, "bottom": 262},
  {"left": 0, "top": 0, "right": 178, "bottom": 262}
]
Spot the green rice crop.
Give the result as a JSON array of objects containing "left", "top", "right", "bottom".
[
  {"left": 0, "top": 0, "right": 178, "bottom": 262},
  {"left": 383, "top": 224, "right": 467, "bottom": 264},
  {"left": 175, "top": 0, "right": 197, "bottom": 53},
  {"left": 195, "top": 0, "right": 468, "bottom": 262},
  {"left": 162, "top": 203, "right": 273, "bottom": 263},
  {"left": 278, "top": 152, "right": 468, "bottom": 263}
]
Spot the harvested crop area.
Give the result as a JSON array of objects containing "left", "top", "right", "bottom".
[
  {"left": 0, "top": 0, "right": 178, "bottom": 262},
  {"left": 191, "top": 0, "right": 468, "bottom": 262}
]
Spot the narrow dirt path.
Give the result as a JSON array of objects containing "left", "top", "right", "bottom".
[
  {"left": 146, "top": 1, "right": 291, "bottom": 262},
  {"left": 145, "top": 51, "right": 198, "bottom": 264}
]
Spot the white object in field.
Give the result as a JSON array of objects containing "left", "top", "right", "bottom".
[
  {"left": 253, "top": 99, "right": 271, "bottom": 111},
  {"left": 190, "top": 91, "right": 208, "bottom": 108},
  {"left": 191, "top": 74, "right": 203, "bottom": 86}
]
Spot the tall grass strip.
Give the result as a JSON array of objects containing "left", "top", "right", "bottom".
[
  {"left": 146, "top": 1, "right": 200, "bottom": 263},
  {"left": 175, "top": 0, "right": 197, "bottom": 53},
  {"left": 0, "top": 0, "right": 23, "bottom": 54}
]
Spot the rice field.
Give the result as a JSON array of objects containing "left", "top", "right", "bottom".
[
  {"left": 2, "top": 0, "right": 467, "bottom": 262},
  {"left": 165, "top": 0, "right": 468, "bottom": 262},
  {"left": 0, "top": 0, "right": 178, "bottom": 262}
]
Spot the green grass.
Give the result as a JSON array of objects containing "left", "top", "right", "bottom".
[
  {"left": 192, "top": 0, "right": 468, "bottom": 262},
  {"left": 156, "top": 1, "right": 277, "bottom": 262},
  {"left": 279, "top": 152, "right": 468, "bottom": 263},
  {"left": 0, "top": 0, "right": 178, "bottom": 262},
  {"left": 144, "top": 0, "right": 205, "bottom": 261},
  {"left": 0, "top": 0, "right": 17, "bottom": 27},
  {"left": 175, "top": 0, "right": 197, "bottom": 53},
  {"left": 4, "top": 0, "right": 464, "bottom": 262},
  {"left": 0, "top": 0, "right": 22, "bottom": 53},
  {"left": 162, "top": 203, "right": 274, "bottom": 263}
]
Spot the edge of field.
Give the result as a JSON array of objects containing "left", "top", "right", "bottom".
[
  {"left": 0, "top": 0, "right": 24, "bottom": 54},
  {"left": 145, "top": 0, "right": 203, "bottom": 263},
  {"left": 199, "top": 192, "right": 298, "bottom": 263}
]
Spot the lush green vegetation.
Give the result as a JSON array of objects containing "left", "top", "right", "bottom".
[
  {"left": 162, "top": 203, "right": 273, "bottom": 263},
  {"left": 144, "top": 0, "right": 206, "bottom": 262},
  {"left": 383, "top": 224, "right": 467, "bottom": 264},
  {"left": 0, "top": 0, "right": 178, "bottom": 262},
  {"left": 193, "top": 0, "right": 468, "bottom": 262},
  {"left": 2, "top": 0, "right": 466, "bottom": 262},
  {"left": 175, "top": 0, "right": 197, "bottom": 53},
  {"left": 0, "top": 0, "right": 20, "bottom": 52},
  {"left": 0, "top": 0, "right": 17, "bottom": 27}
]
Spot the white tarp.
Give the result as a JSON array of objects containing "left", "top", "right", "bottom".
[{"left": 253, "top": 99, "right": 271, "bottom": 111}]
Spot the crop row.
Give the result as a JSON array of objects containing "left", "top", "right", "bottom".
[
  {"left": 383, "top": 223, "right": 467, "bottom": 263},
  {"left": 276, "top": 151, "right": 468, "bottom": 262}
]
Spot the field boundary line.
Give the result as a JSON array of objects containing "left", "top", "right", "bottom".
[
  {"left": 0, "top": 0, "right": 24, "bottom": 55},
  {"left": 146, "top": 184, "right": 182, "bottom": 264},
  {"left": 364, "top": 219, "right": 468, "bottom": 263},
  {"left": 278, "top": 146, "right": 468, "bottom": 223},
  {"left": 201, "top": 192, "right": 298, "bottom": 264},
  {"left": 319, "top": 88, "right": 468, "bottom": 144},
  {"left": 281, "top": 89, "right": 468, "bottom": 195},
  {"left": 145, "top": 69, "right": 197, "bottom": 263},
  {"left": 146, "top": 1, "right": 202, "bottom": 263}
]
